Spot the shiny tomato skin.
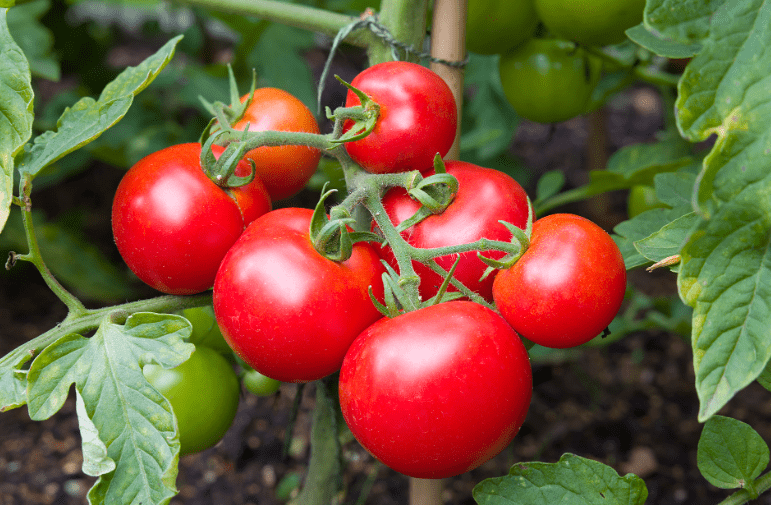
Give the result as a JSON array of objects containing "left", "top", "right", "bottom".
[
  {"left": 231, "top": 89, "right": 321, "bottom": 201},
  {"left": 492, "top": 214, "right": 627, "bottom": 348},
  {"left": 379, "top": 161, "right": 529, "bottom": 301},
  {"left": 213, "top": 208, "right": 386, "bottom": 383},
  {"left": 343, "top": 61, "right": 457, "bottom": 174},
  {"left": 111, "top": 143, "right": 271, "bottom": 295},
  {"left": 339, "top": 301, "right": 532, "bottom": 479},
  {"left": 143, "top": 345, "right": 240, "bottom": 455}
]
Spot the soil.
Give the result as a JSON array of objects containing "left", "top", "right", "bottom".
[{"left": 3, "top": 47, "right": 771, "bottom": 505}]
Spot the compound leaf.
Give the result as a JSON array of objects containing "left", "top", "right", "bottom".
[
  {"left": 473, "top": 453, "right": 647, "bottom": 505},
  {"left": 644, "top": 0, "right": 723, "bottom": 47},
  {"left": 26, "top": 312, "right": 194, "bottom": 505},
  {"left": 670, "top": 0, "right": 771, "bottom": 420}
]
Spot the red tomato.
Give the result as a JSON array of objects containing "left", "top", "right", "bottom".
[
  {"left": 492, "top": 214, "right": 626, "bottom": 348},
  {"left": 343, "top": 61, "right": 457, "bottom": 174},
  {"left": 112, "top": 143, "right": 271, "bottom": 295},
  {"left": 212, "top": 208, "right": 386, "bottom": 383},
  {"left": 378, "top": 161, "right": 529, "bottom": 301},
  {"left": 339, "top": 301, "right": 532, "bottom": 479},
  {"left": 230, "top": 88, "right": 321, "bottom": 201}
]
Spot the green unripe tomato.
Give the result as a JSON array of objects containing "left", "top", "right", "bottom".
[
  {"left": 143, "top": 346, "right": 240, "bottom": 455},
  {"left": 466, "top": 0, "right": 539, "bottom": 55},
  {"left": 627, "top": 185, "right": 667, "bottom": 218},
  {"left": 242, "top": 369, "right": 282, "bottom": 396},
  {"left": 535, "top": 0, "right": 646, "bottom": 47},
  {"left": 183, "top": 305, "right": 232, "bottom": 355},
  {"left": 498, "top": 38, "right": 602, "bottom": 123}
]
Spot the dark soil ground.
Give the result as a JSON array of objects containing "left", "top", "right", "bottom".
[{"left": 3, "top": 71, "right": 771, "bottom": 505}]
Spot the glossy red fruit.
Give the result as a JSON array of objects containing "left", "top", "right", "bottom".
[
  {"left": 339, "top": 301, "right": 532, "bottom": 479},
  {"left": 112, "top": 143, "right": 271, "bottom": 295},
  {"left": 379, "top": 161, "right": 529, "bottom": 301},
  {"left": 213, "top": 208, "right": 386, "bottom": 383},
  {"left": 343, "top": 61, "right": 457, "bottom": 174},
  {"left": 493, "top": 213, "right": 627, "bottom": 348}
]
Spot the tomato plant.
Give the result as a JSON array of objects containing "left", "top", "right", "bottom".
[
  {"left": 498, "top": 38, "right": 602, "bottom": 123},
  {"left": 493, "top": 213, "right": 626, "bottom": 348},
  {"left": 111, "top": 143, "right": 271, "bottom": 295},
  {"left": 343, "top": 61, "right": 457, "bottom": 174},
  {"left": 378, "top": 160, "right": 529, "bottom": 301},
  {"left": 466, "top": 0, "right": 539, "bottom": 54},
  {"left": 229, "top": 88, "right": 322, "bottom": 201},
  {"left": 212, "top": 207, "right": 385, "bottom": 383},
  {"left": 339, "top": 301, "right": 532, "bottom": 479},
  {"left": 143, "top": 345, "right": 240, "bottom": 455},
  {"left": 534, "top": 0, "right": 646, "bottom": 47}
]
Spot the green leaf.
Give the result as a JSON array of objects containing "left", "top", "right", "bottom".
[
  {"left": 634, "top": 212, "right": 698, "bottom": 264},
  {"left": 16, "top": 35, "right": 182, "bottom": 180},
  {"left": 0, "top": 6, "right": 33, "bottom": 234},
  {"left": 7, "top": 0, "right": 59, "bottom": 81},
  {"left": 678, "top": 200, "right": 771, "bottom": 421},
  {"left": 644, "top": 0, "right": 723, "bottom": 47},
  {"left": 0, "top": 348, "right": 33, "bottom": 412},
  {"left": 26, "top": 312, "right": 194, "bottom": 505},
  {"left": 75, "top": 389, "right": 116, "bottom": 477},
  {"left": 697, "top": 415, "right": 769, "bottom": 491},
  {"left": 534, "top": 170, "right": 565, "bottom": 203},
  {"left": 670, "top": 1, "right": 771, "bottom": 420},
  {"left": 290, "top": 379, "right": 342, "bottom": 505},
  {"left": 626, "top": 23, "right": 701, "bottom": 58},
  {"left": 473, "top": 453, "right": 648, "bottom": 505},
  {"left": 676, "top": 0, "right": 770, "bottom": 215},
  {"left": 614, "top": 205, "right": 693, "bottom": 269}
]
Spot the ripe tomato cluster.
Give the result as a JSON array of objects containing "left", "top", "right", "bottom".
[
  {"left": 110, "top": 61, "right": 627, "bottom": 475},
  {"left": 468, "top": 0, "right": 646, "bottom": 123}
]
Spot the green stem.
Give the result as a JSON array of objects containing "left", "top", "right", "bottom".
[
  {"left": 15, "top": 176, "right": 87, "bottom": 316},
  {"left": 175, "top": 0, "right": 373, "bottom": 47},
  {"left": 0, "top": 293, "right": 213, "bottom": 381},
  {"left": 583, "top": 45, "right": 680, "bottom": 88},
  {"left": 371, "top": 0, "right": 429, "bottom": 64},
  {"left": 535, "top": 182, "right": 625, "bottom": 215},
  {"left": 717, "top": 472, "right": 771, "bottom": 505}
]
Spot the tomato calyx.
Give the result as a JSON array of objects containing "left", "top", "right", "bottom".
[
  {"left": 328, "top": 75, "right": 380, "bottom": 144},
  {"left": 477, "top": 199, "right": 534, "bottom": 276},
  {"left": 200, "top": 130, "right": 257, "bottom": 188},
  {"left": 396, "top": 156, "right": 459, "bottom": 232},
  {"left": 199, "top": 65, "right": 256, "bottom": 128},
  {"left": 310, "top": 185, "right": 380, "bottom": 262}
]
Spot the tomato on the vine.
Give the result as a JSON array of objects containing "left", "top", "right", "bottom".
[
  {"left": 339, "top": 301, "right": 532, "bottom": 479},
  {"left": 378, "top": 160, "right": 529, "bottom": 302},
  {"left": 498, "top": 38, "right": 602, "bottom": 124},
  {"left": 466, "top": 0, "right": 539, "bottom": 55},
  {"left": 213, "top": 208, "right": 385, "bottom": 383},
  {"left": 229, "top": 88, "right": 321, "bottom": 201},
  {"left": 492, "top": 213, "right": 626, "bottom": 348},
  {"left": 112, "top": 143, "right": 271, "bottom": 295},
  {"left": 143, "top": 345, "right": 240, "bottom": 455},
  {"left": 535, "top": 0, "right": 646, "bottom": 47},
  {"left": 343, "top": 61, "right": 457, "bottom": 174}
]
